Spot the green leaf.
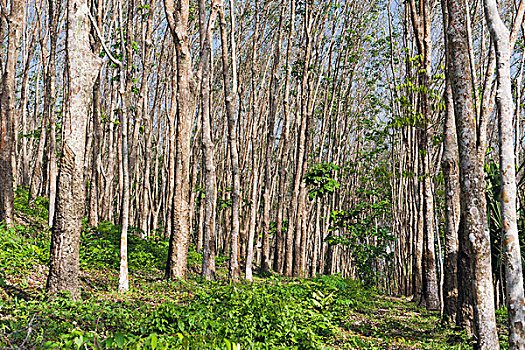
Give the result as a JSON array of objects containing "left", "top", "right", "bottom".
[
  {"left": 150, "top": 334, "right": 158, "bottom": 350},
  {"left": 74, "top": 335, "right": 84, "bottom": 348},
  {"left": 114, "top": 333, "right": 126, "bottom": 348}
]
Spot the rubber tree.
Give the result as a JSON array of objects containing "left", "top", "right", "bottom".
[
  {"left": 164, "top": 0, "right": 194, "bottom": 280},
  {"left": 445, "top": 0, "right": 500, "bottom": 347},
  {"left": 0, "top": 0, "right": 24, "bottom": 225},
  {"left": 199, "top": 0, "right": 222, "bottom": 281},
  {"left": 484, "top": 0, "right": 525, "bottom": 347},
  {"left": 47, "top": 0, "right": 103, "bottom": 299}
]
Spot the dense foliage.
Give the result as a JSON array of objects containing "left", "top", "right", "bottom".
[{"left": 0, "top": 196, "right": 509, "bottom": 349}]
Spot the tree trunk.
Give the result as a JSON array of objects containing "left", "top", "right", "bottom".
[
  {"left": 261, "top": 6, "right": 284, "bottom": 273},
  {"left": 484, "top": 0, "right": 525, "bottom": 347},
  {"left": 289, "top": 1, "right": 312, "bottom": 277},
  {"left": 117, "top": 0, "right": 130, "bottom": 293},
  {"left": 274, "top": 0, "right": 295, "bottom": 275},
  {"left": 47, "top": 0, "right": 59, "bottom": 229},
  {"left": 219, "top": 2, "right": 241, "bottom": 282},
  {"left": 445, "top": 0, "right": 500, "bottom": 347},
  {"left": 47, "top": 0, "right": 102, "bottom": 299},
  {"left": 442, "top": 78, "right": 460, "bottom": 323},
  {"left": 165, "top": 0, "right": 195, "bottom": 280},
  {"left": 440, "top": 0, "right": 460, "bottom": 324},
  {"left": 199, "top": 0, "right": 221, "bottom": 281},
  {"left": 0, "top": 0, "right": 23, "bottom": 225}
]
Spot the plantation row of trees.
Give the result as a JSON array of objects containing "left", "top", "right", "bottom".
[{"left": 1, "top": 0, "right": 525, "bottom": 348}]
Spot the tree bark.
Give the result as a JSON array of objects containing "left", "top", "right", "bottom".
[
  {"left": 484, "top": 0, "right": 525, "bottom": 347},
  {"left": 445, "top": 0, "right": 500, "bottom": 347},
  {"left": 117, "top": 0, "right": 130, "bottom": 293},
  {"left": 219, "top": 2, "right": 241, "bottom": 282},
  {"left": 164, "top": 0, "right": 194, "bottom": 280},
  {"left": 440, "top": 0, "right": 461, "bottom": 324},
  {"left": 47, "top": 0, "right": 102, "bottom": 299},
  {"left": 199, "top": 0, "right": 221, "bottom": 281},
  {"left": 0, "top": 0, "right": 24, "bottom": 225},
  {"left": 46, "top": 0, "right": 59, "bottom": 229},
  {"left": 245, "top": 2, "right": 261, "bottom": 282},
  {"left": 275, "top": 0, "right": 295, "bottom": 275},
  {"left": 289, "top": 1, "right": 312, "bottom": 278},
  {"left": 261, "top": 5, "right": 284, "bottom": 273}
]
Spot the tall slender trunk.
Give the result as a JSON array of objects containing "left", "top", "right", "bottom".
[
  {"left": 165, "top": 0, "right": 194, "bottom": 280},
  {"left": 407, "top": 0, "right": 439, "bottom": 311},
  {"left": 89, "top": 73, "right": 102, "bottom": 228},
  {"left": 19, "top": 38, "right": 34, "bottom": 189},
  {"left": 0, "top": 0, "right": 24, "bottom": 224},
  {"left": 274, "top": 0, "right": 295, "bottom": 274},
  {"left": 219, "top": 2, "right": 241, "bottom": 282},
  {"left": 47, "top": 0, "right": 102, "bottom": 299},
  {"left": 445, "top": 0, "right": 500, "bottom": 347},
  {"left": 289, "top": 1, "right": 312, "bottom": 277},
  {"left": 261, "top": 6, "right": 284, "bottom": 273},
  {"left": 245, "top": 14, "right": 260, "bottom": 282},
  {"left": 117, "top": 0, "right": 130, "bottom": 293},
  {"left": 440, "top": 0, "right": 460, "bottom": 324},
  {"left": 139, "top": 3, "right": 155, "bottom": 237},
  {"left": 484, "top": 1, "right": 525, "bottom": 347},
  {"left": 442, "top": 77, "right": 460, "bottom": 323},
  {"left": 199, "top": 0, "right": 221, "bottom": 281},
  {"left": 47, "top": 0, "right": 59, "bottom": 228}
]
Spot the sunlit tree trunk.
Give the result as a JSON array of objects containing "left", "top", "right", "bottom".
[
  {"left": 46, "top": 0, "right": 59, "bottom": 229},
  {"left": 117, "top": 0, "right": 130, "bottom": 293},
  {"left": 47, "top": 0, "right": 102, "bottom": 299},
  {"left": 0, "top": 0, "right": 23, "bottom": 225},
  {"left": 445, "top": 0, "right": 500, "bottom": 347},
  {"left": 199, "top": 0, "right": 221, "bottom": 281},
  {"left": 245, "top": 1, "right": 261, "bottom": 281},
  {"left": 275, "top": 0, "right": 295, "bottom": 275},
  {"left": 219, "top": 1, "right": 241, "bottom": 282},
  {"left": 261, "top": 5, "right": 284, "bottom": 273},
  {"left": 289, "top": 1, "right": 312, "bottom": 278},
  {"left": 484, "top": 0, "right": 525, "bottom": 347},
  {"left": 164, "top": 0, "right": 194, "bottom": 280},
  {"left": 440, "top": 0, "right": 460, "bottom": 324},
  {"left": 407, "top": 0, "right": 439, "bottom": 311}
]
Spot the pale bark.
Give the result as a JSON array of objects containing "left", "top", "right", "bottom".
[
  {"left": 442, "top": 78, "right": 460, "bottom": 323},
  {"left": 289, "top": 1, "right": 312, "bottom": 278},
  {"left": 275, "top": 0, "right": 295, "bottom": 274},
  {"left": 245, "top": 2, "right": 261, "bottom": 281},
  {"left": 117, "top": 0, "right": 130, "bottom": 293},
  {"left": 0, "top": 0, "right": 23, "bottom": 225},
  {"left": 139, "top": 3, "right": 155, "bottom": 237},
  {"left": 199, "top": 0, "right": 221, "bottom": 281},
  {"left": 261, "top": 5, "right": 283, "bottom": 273},
  {"left": 219, "top": 2, "right": 241, "bottom": 282},
  {"left": 19, "top": 36, "right": 34, "bottom": 189},
  {"left": 47, "top": 0, "right": 102, "bottom": 298},
  {"left": 440, "top": 0, "right": 460, "bottom": 324},
  {"left": 46, "top": 0, "right": 59, "bottom": 228},
  {"left": 484, "top": 0, "right": 525, "bottom": 347},
  {"left": 165, "top": 0, "right": 194, "bottom": 280},
  {"left": 446, "top": 0, "right": 500, "bottom": 347}
]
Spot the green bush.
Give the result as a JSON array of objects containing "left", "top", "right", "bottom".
[
  {"left": 1, "top": 276, "right": 366, "bottom": 349},
  {"left": 81, "top": 221, "right": 168, "bottom": 272}
]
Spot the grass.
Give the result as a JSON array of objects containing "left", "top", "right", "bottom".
[{"left": 0, "top": 190, "right": 509, "bottom": 349}]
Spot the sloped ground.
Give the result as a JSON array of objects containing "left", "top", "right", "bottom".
[
  {"left": 336, "top": 296, "right": 471, "bottom": 349},
  {"left": 0, "top": 192, "right": 507, "bottom": 349}
]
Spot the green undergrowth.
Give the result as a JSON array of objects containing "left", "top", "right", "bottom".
[{"left": 0, "top": 191, "right": 509, "bottom": 349}]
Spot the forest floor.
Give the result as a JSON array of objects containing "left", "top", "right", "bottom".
[{"left": 0, "top": 190, "right": 508, "bottom": 349}]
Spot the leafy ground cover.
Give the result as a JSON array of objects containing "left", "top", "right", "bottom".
[{"left": 0, "top": 191, "right": 509, "bottom": 349}]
